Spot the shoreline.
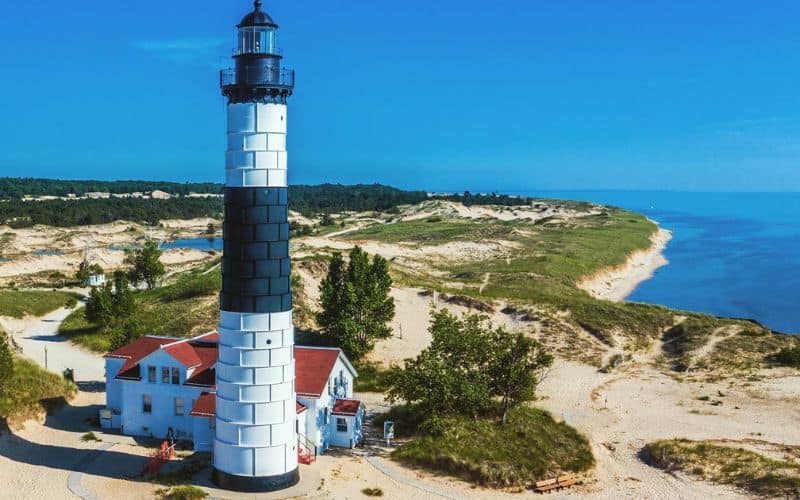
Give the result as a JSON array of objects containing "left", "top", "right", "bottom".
[{"left": 577, "top": 224, "right": 672, "bottom": 302}]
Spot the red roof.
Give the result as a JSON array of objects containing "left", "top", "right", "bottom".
[
  {"left": 107, "top": 332, "right": 218, "bottom": 384},
  {"left": 332, "top": 399, "right": 362, "bottom": 416},
  {"left": 184, "top": 343, "right": 217, "bottom": 387},
  {"left": 294, "top": 347, "right": 340, "bottom": 397},
  {"left": 107, "top": 333, "right": 349, "bottom": 396},
  {"left": 190, "top": 392, "right": 216, "bottom": 417},
  {"left": 190, "top": 393, "right": 308, "bottom": 418},
  {"left": 106, "top": 336, "right": 176, "bottom": 380}
]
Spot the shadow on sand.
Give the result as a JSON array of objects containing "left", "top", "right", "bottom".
[{"left": 0, "top": 397, "right": 150, "bottom": 483}]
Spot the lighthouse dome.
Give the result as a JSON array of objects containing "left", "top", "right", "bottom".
[{"left": 239, "top": 1, "right": 278, "bottom": 28}]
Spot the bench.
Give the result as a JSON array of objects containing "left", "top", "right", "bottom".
[{"left": 534, "top": 473, "right": 578, "bottom": 493}]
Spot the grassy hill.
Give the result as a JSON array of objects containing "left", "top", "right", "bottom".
[
  {"left": 389, "top": 406, "right": 594, "bottom": 489},
  {"left": 0, "top": 332, "right": 76, "bottom": 428},
  {"left": 0, "top": 290, "right": 80, "bottom": 318},
  {"left": 341, "top": 205, "right": 800, "bottom": 372}
]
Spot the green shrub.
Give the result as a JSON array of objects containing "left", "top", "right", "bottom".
[
  {"left": 81, "top": 432, "right": 101, "bottom": 442},
  {"left": 772, "top": 346, "right": 800, "bottom": 368},
  {"left": 156, "top": 485, "right": 208, "bottom": 500},
  {"left": 361, "top": 487, "right": 384, "bottom": 497}
]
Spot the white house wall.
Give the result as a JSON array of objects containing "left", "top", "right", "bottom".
[
  {"left": 297, "top": 355, "right": 357, "bottom": 452},
  {"left": 104, "top": 358, "right": 125, "bottom": 414},
  {"left": 329, "top": 409, "right": 364, "bottom": 449},
  {"left": 119, "top": 349, "right": 206, "bottom": 439}
]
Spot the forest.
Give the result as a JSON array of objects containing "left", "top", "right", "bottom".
[
  {"left": 0, "top": 179, "right": 532, "bottom": 227},
  {"left": 0, "top": 178, "right": 220, "bottom": 198}
]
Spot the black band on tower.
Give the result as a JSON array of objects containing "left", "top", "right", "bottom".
[
  {"left": 221, "top": 187, "right": 292, "bottom": 314},
  {"left": 212, "top": 467, "right": 300, "bottom": 493}
]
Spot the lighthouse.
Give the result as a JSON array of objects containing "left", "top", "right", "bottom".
[{"left": 213, "top": 0, "right": 299, "bottom": 492}]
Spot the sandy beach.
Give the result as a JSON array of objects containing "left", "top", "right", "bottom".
[{"left": 578, "top": 226, "right": 672, "bottom": 302}]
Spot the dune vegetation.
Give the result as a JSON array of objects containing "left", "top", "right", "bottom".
[
  {"left": 0, "top": 346, "right": 76, "bottom": 427},
  {"left": 644, "top": 439, "right": 800, "bottom": 498},
  {"left": 0, "top": 290, "right": 79, "bottom": 319},
  {"left": 59, "top": 261, "right": 221, "bottom": 352},
  {"left": 385, "top": 406, "right": 593, "bottom": 489},
  {"left": 342, "top": 205, "right": 800, "bottom": 373}
]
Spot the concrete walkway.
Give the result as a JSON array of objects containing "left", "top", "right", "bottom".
[
  {"left": 364, "top": 453, "right": 461, "bottom": 500},
  {"left": 14, "top": 305, "right": 105, "bottom": 384}
]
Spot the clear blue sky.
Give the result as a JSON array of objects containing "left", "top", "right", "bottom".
[{"left": 1, "top": 0, "right": 799, "bottom": 192}]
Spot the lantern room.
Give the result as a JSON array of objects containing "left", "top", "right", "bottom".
[{"left": 237, "top": 1, "right": 280, "bottom": 56}]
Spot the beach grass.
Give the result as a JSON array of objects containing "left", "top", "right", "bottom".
[
  {"left": 660, "top": 317, "right": 800, "bottom": 373},
  {"left": 0, "top": 353, "right": 77, "bottom": 426},
  {"left": 644, "top": 439, "right": 800, "bottom": 497},
  {"left": 0, "top": 290, "right": 80, "bottom": 319},
  {"left": 390, "top": 406, "right": 594, "bottom": 489}
]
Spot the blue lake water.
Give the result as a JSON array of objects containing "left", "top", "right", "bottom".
[
  {"left": 159, "top": 237, "right": 222, "bottom": 252},
  {"left": 110, "top": 238, "right": 222, "bottom": 252},
  {"left": 519, "top": 191, "right": 800, "bottom": 334}
]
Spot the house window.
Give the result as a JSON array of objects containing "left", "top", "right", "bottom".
[
  {"left": 161, "top": 367, "right": 170, "bottom": 384},
  {"left": 323, "top": 408, "right": 328, "bottom": 425},
  {"left": 174, "top": 397, "right": 184, "bottom": 416},
  {"left": 336, "top": 417, "right": 347, "bottom": 433},
  {"left": 147, "top": 366, "right": 156, "bottom": 383},
  {"left": 143, "top": 394, "right": 152, "bottom": 413},
  {"left": 171, "top": 367, "right": 180, "bottom": 385}
]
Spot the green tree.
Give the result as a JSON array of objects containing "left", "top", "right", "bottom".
[
  {"left": 125, "top": 240, "right": 165, "bottom": 290},
  {"left": 387, "top": 309, "right": 553, "bottom": 423},
  {"left": 0, "top": 331, "right": 13, "bottom": 388},
  {"left": 320, "top": 214, "right": 335, "bottom": 227},
  {"left": 317, "top": 246, "right": 395, "bottom": 360},
  {"left": 387, "top": 309, "right": 493, "bottom": 419},
  {"left": 489, "top": 331, "right": 553, "bottom": 424},
  {"left": 76, "top": 259, "right": 91, "bottom": 284},
  {"left": 109, "top": 316, "right": 145, "bottom": 351},
  {"left": 85, "top": 272, "right": 135, "bottom": 327},
  {"left": 77, "top": 259, "right": 106, "bottom": 285}
]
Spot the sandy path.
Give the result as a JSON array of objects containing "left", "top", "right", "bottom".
[
  {"left": 11, "top": 305, "right": 105, "bottom": 383},
  {"left": 578, "top": 227, "right": 672, "bottom": 302}
]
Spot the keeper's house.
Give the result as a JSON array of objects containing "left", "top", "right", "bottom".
[{"left": 101, "top": 332, "right": 364, "bottom": 455}]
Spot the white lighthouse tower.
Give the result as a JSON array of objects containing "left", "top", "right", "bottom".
[{"left": 213, "top": 0, "right": 299, "bottom": 492}]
